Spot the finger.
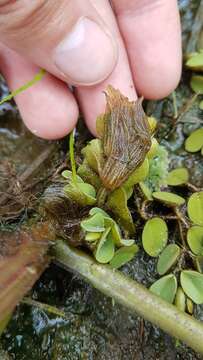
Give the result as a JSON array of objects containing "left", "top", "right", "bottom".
[
  {"left": 76, "top": 0, "right": 137, "bottom": 135},
  {"left": 111, "top": 0, "right": 182, "bottom": 99},
  {"left": 0, "top": 0, "right": 118, "bottom": 86},
  {"left": 0, "top": 44, "right": 78, "bottom": 139}
]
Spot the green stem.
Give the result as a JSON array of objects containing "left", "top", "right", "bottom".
[
  {"left": 69, "top": 129, "right": 77, "bottom": 185},
  {"left": 22, "top": 297, "right": 68, "bottom": 319},
  {"left": 0, "top": 69, "right": 46, "bottom": 105},
  {"left": 172, "top": 91, "right": 178, "bottom": 119},
  {"left": 54, "top": 240, "right": 203, "bottom": 355}
]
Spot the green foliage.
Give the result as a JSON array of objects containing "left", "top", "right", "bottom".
[
  {"left": 110, "top": 245, "right": 139, "bottom": 269},
  {"left": 144, "top": 145, "right": 169, "bottom": 192},
  {"left": 190, "top": 75, "right": 203, "bottom": 94},
  {"left": 186, "top": 50, "right": 203, "bottom": 71},
  {"left": 152, "top": 191, "right": 185, "bottom": 207},
  {"left": 187, "top": 192, "right": 203, "bottom": 226},
  {"left": 180, "top": 271, "right": 203, "bottom": 304},
  {"left": 81, "top": 207, "right": 138, "bottom": 267},
  {"left": 150, "top": 274, "right": 177, "bottom": 304},
  {"left": 187, "top": 226, "right": 203, "bottom": 255},
  {"left": 166, "top": 168, "right": 189, "bottom": 186},
  {"left": 142, "top": 218, "right": 168, "bottom": 257},
  {"left": 185, "top": 128, "right": 203, "bottom": 153},
  {"left": 157, "top": 244, "right": 181, "bottom": 275},
  {"left": 107, "top": 187, "right": 135, "bottom": 235},
  {"left": 175, "top": 287, "right": 186, "bottom": 312}
]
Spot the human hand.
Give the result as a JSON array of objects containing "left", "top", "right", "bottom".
[{"left": 0, "top": 0, "right": 182, "bottom": 139}]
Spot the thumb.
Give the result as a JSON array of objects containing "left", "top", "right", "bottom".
[{"left": 0, "top": 0, "right": 118, "bottom": 85}]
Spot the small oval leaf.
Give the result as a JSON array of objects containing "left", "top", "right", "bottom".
[
  {"left": 95, "top": 228, "right": 115, "bottom": 264},
  {"left": 85, "top": 232, "right": 101, "bottom": 242},
  {"left": 139, "top": 182, "right": 153, "bottom": 200},
  {"left": 166, "top": 168, "right": 189, "bottom": 186},
  {"left": 180, "top": 270, "right": 203, "bottom": 304},
  {"left": 187, "top": 226, "right": 203, "bottom": 255},
  {"left": 186, "top": 52, "right": 203, "bottom": 71},
  {"left": 187, "top": 192, "right": 203, "bottom": 226},
  {"left": 157, "top": 244, "right": 181, "bottom": 275},
  {"left": 185, "top": 128, "right": 203, "bottom": 153},
  {"left": 174, "top": 287, "right": 186, "bottom": 312},
  {"left": 61, "top": 170, "right": 83, "bottom": 182},
  {"left": 152, "top": 191, "right": 185, "bottom": 207},
  {"left": 81, "top": 213, "right": 105, "bottom": 233},
  {"left": 142, "top": 217, "right": 168, "bottom": 257},
  {"left": 195, "top": 256, "right": 203, "bottom": 273},
  {"left": 89, "top": 207, "right": 110, "bottom": 218},
  {"left": 110, "top": 245, "right": 139, "bottom": 269},
  {"left": 190, "top": 75, "right": 203, "bottom": 94},
  {"left": 150, "top": 274, "right": 177, "bottom": 303}
]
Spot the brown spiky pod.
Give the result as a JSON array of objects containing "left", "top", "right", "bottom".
[{"left": 99, "top": 86, "right": 151, "bottom": 190}]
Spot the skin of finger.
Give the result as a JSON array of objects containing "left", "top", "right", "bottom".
[
  {"left": 111, "top": 0, "right": 182, "bottom": 99},
  {"left": 76, "top": 0, "right": 137, "bottom": 135},
  {"left": 0, "top": 45, "right": 79, "bottom": 139},
  {"left": 0, "top": 0, "right": 117, "bottom": 86}
]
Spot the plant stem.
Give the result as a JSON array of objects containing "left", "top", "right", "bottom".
[
  {"left": 54, "top": 240, "right": 203, "bottom": 355},
  {"left": 0, "top": 69, "right": 46, "bottom": 105},
  {"left": 172, "top": 91, "right": 178, "bottom": 119},
  {"left": 22, "top": 297, "right": 68, "bottom": 320},
  {"left": 69, "top": 129, "right": 77, "bottom": 185}
]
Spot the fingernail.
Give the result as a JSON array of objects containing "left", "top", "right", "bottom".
[{"left": 54, "top": 17, "right": 117, "bottom": 85}]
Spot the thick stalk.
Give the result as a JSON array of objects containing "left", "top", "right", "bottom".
[{"left": 54, "top": 240, "right": 203, "bottom": 355}]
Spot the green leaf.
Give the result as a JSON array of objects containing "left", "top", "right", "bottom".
[
  {"left": 85, "top": 232, "right": 101, "bottom": 242},
  {"left": 110, "top": 245, "right": 139, "bottom": 269},
  {"left": 187, "top": 226, "right": 203, "bottom": 255},
  {"left": 139, "top": 182, "right": 153, "bottom": 200},
  {"left": 89, "top": 207, "right": 110, "bottom": 218},
  {"left": 152, "top": 191, "right": 185, "bottom": 207},
  {"left": 199, "top": 100, "right": 203, "bottom": 110},
  {"left": 147, "top": 116, "right": 157, "bottom": 133},
  {"left": 195, "top": 256, "right": 203, "bottom": 273},
  {"left": 95, "top": 228, "right": 115, "bottom": 264},
  {"left": 119, "top": 238, "right": 135, "bottom": 247},
  {"left": 190, "top": 75, "right": 203, "bottom": 94},
  {"left": 166, "top": 168, "right": 189, "bottom": 186},
  {"left": 61, "top": 170, "right": 83, "bottom": 182},
  {"left": 82, "top": 139, "right": 104, "bottom": 173},
  {"left": 180, "top": 270, "right": 203, "bottom": 304},
  {"left": 64, "top": 181, "right": 96, "bottom": 206},
  {"left": 107, "top": 187, "right": 135, "bottom": 235},
  {"left": 187, "top": 192, "right": 203, "bottom": 226},
  {"left": 77, "top": 160, "right": 102, "bottom": 190},
  {"left": 186, "top": 298, "right": 194, "bottom": 314},
  {"left": 142, "top": 217, "right": 168, "bottom": 257},
  {"left": 81, "top": 213, "right": 105, "bottom": 232},
  {"left": 186, "top": 52, "right": 203, "bottom": 71},
  {"left": 157, "top": 244, "right": 181, "bottom": 275},
  {"left": 123, "top": 158, "right": 149, "bottom": 189},
  {"left": 174, "top": 287, "right": 186, "bottom": 312},
  {"left": 185, "top": 128, "right": 203, "bottom": 152},
  {"left": 150, "top": 274, "right": 177, "bottom": 303},
  {"left": 147, "top": 138, "right": 159, "bottom": 159}
]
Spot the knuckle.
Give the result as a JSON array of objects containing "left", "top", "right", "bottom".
[{"left": 0, "top": 0, "right": 64, "bottom": 45}]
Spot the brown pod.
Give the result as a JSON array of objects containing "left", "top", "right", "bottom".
[{"left": 99, "top": 85, "right": 151, "bottom": 190}]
